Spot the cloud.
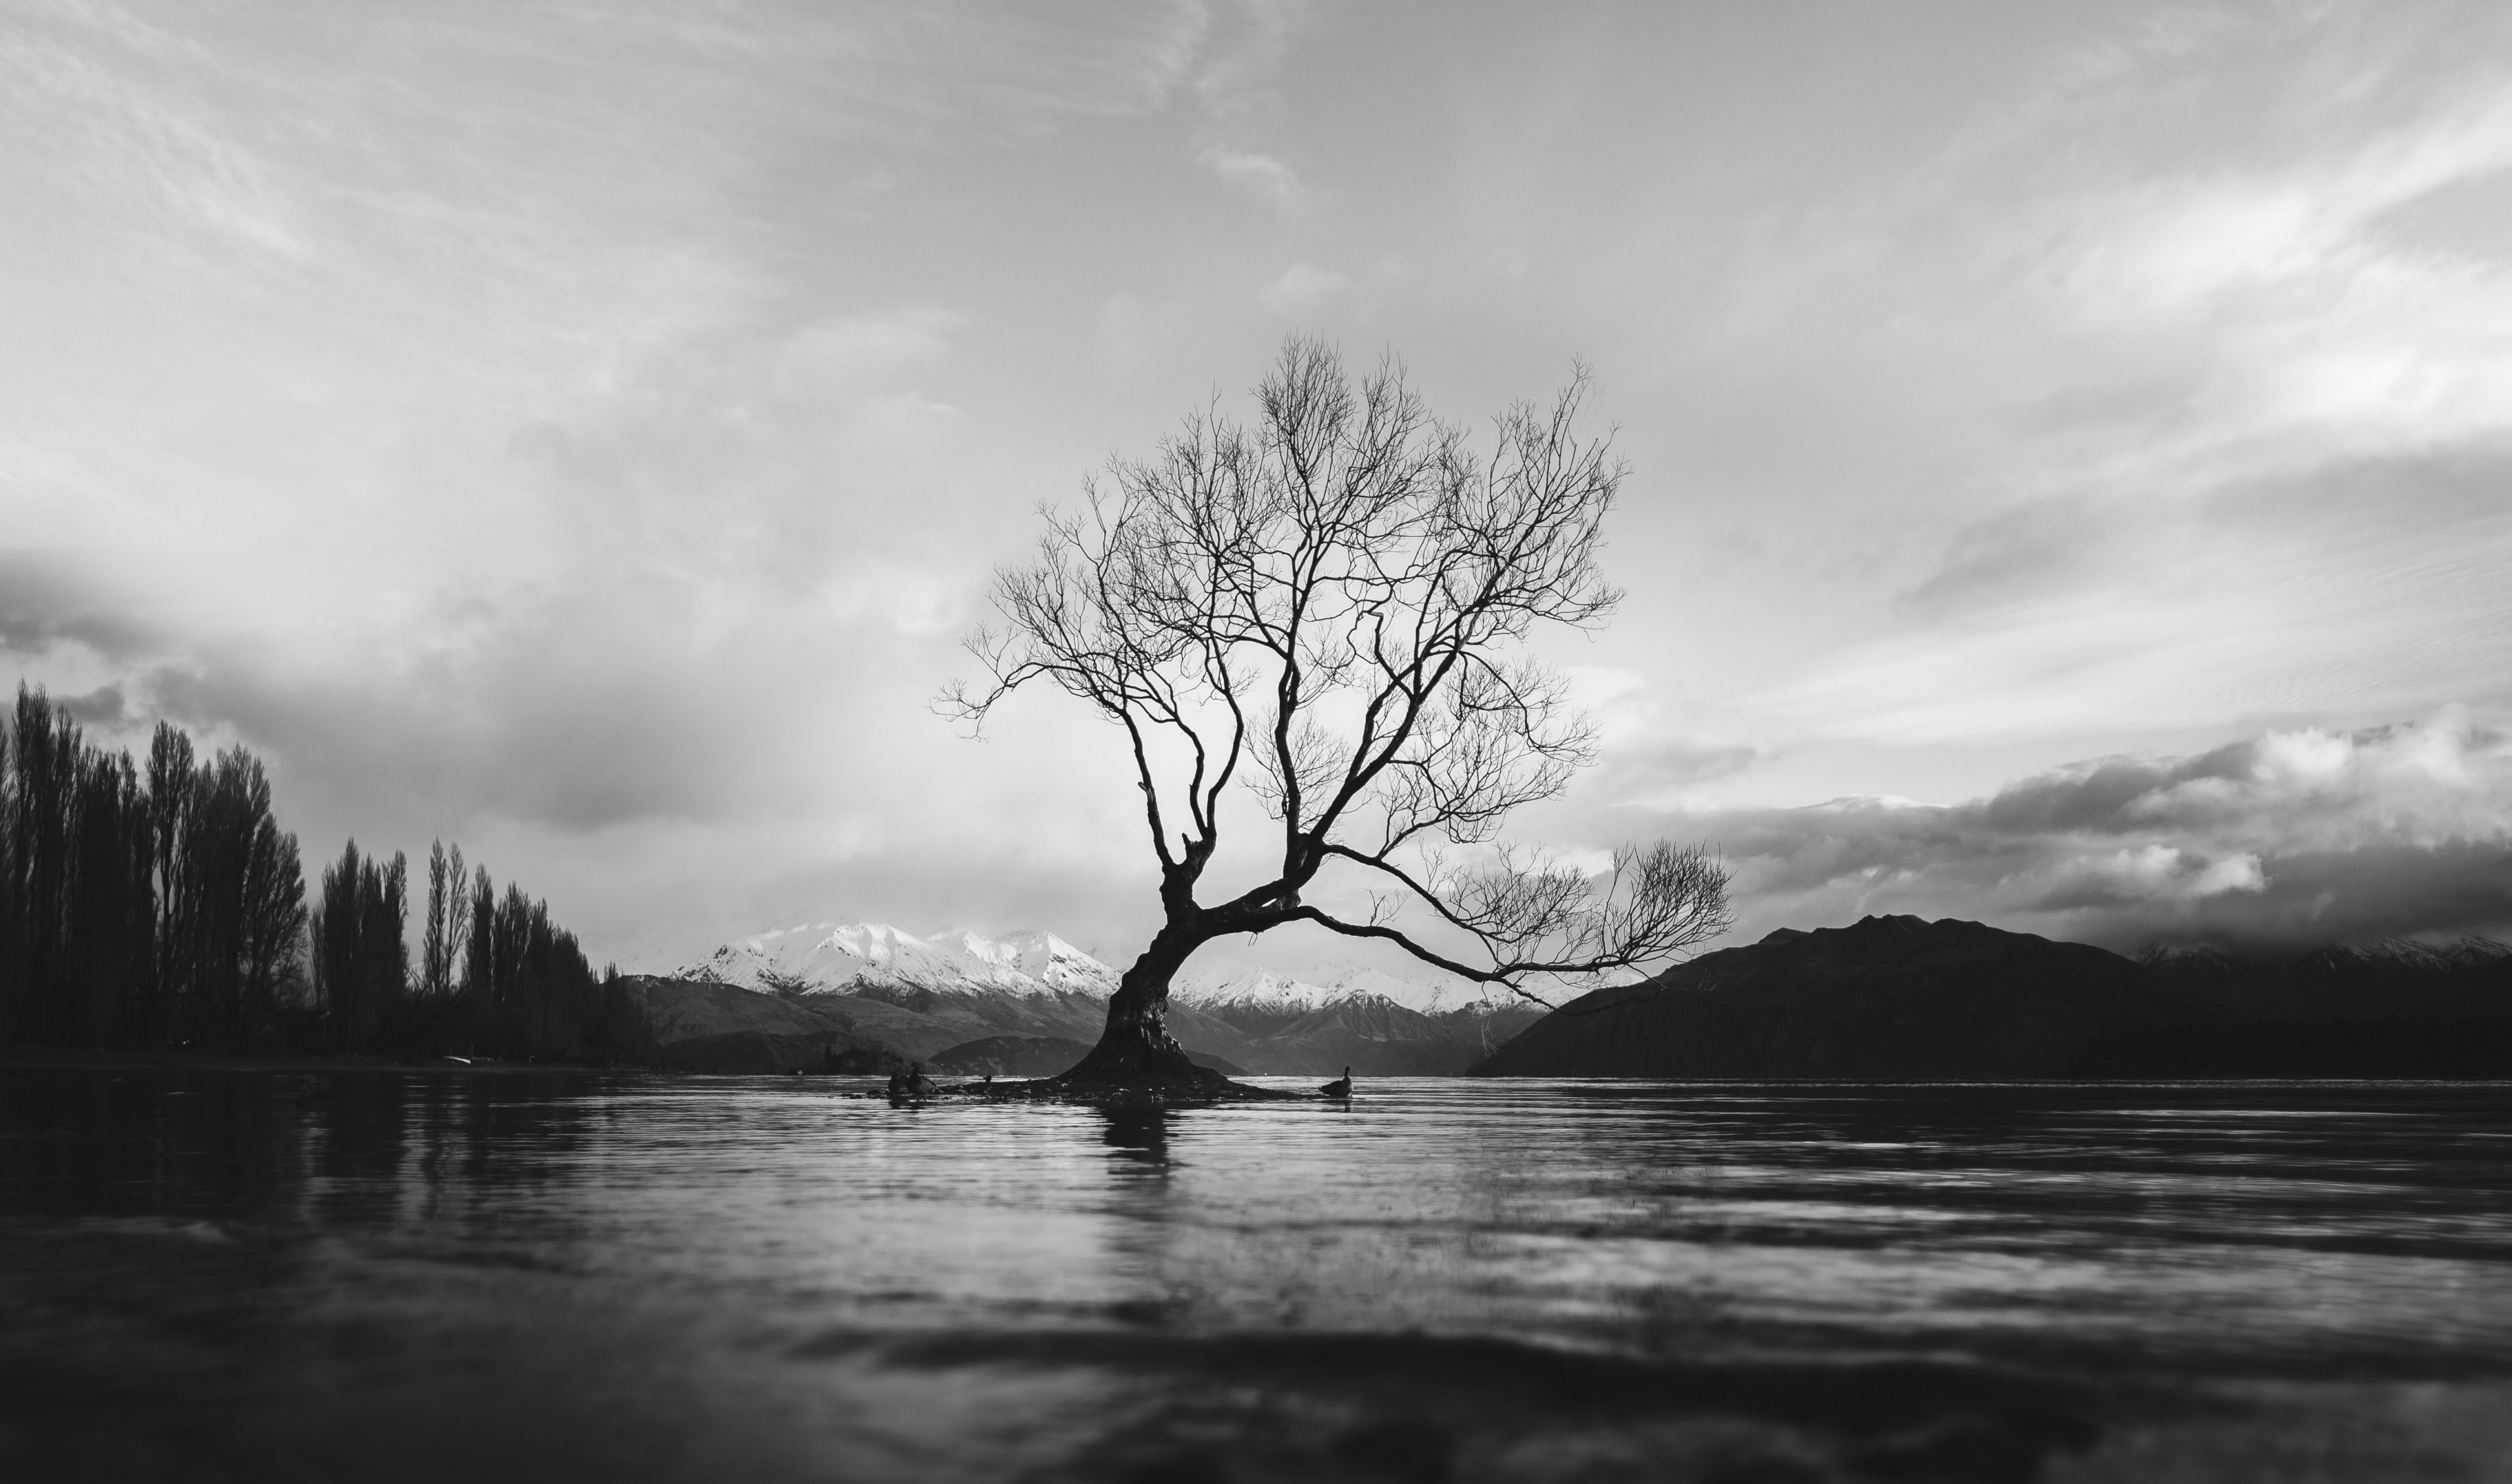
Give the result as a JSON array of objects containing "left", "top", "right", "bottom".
[
  {"left": 1994, "top": 65, "right": 2512, "bottom": 494},
  {"left": 512, "top": 303, "right": 975, "bottom": 603},
  {"left": 1181, "top": 3, "right": 1322, "bottom": 215},
  {"left": 1579, "top": 735, "right": 1764, "bottom": 813},
  {"left": 136, "top": 591, "right": 767, "bottom": 837},
  {"left": 1258, "top": 262, "right": 1354, "bottom": 317},
  {"left": 1614, "top": 711, "right": 2512, "bottom": 951},
  {"left": 1760, "top": 442, "right": 2512, "bottom": 744},
  {"left": 0, "top": 10, "right": 315, "bottom": 270},
  {"left": 0, "top": 550, "right": 158, "bottom": 661},
  {"left": 54, "top": 682, "right": 130, "bottom": 727},
  {"left": 1187, "top": 0, "right": 1314, "bottom": 121},
  {"left": 1649, "top": 14, "right": 2512, "bottom": 759},
  {"left": 1198, "top": 146, "right": 1308, "bottom": 212},
  {"left": 1894, "top": 498, "right": 2125, "bottom": 617}
]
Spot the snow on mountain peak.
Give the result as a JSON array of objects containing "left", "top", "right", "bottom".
[
  {"left": 684, "top": 923, "right": 1120, "bottom": 1000},
  {"left": 1169, "top": 964, "right": 1339, "bottom": 1014},
  {"left": 676, "top": 919, "right": 1533, "bottom": 1017},
  {"left": 1170, "top": 959, "right": 1525, "bottom": 1017}
]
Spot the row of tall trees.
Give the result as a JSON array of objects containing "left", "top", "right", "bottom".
[
  {"left": 1, "top": 687, "right": 307, "bottom": 1050},
  {"left": 313, "top": 841, "right": 408, "bottom": 1054},
  {"left": 455, "top": 850, "right": 644, "bottom": 1061},
  {"left": 311, "top": 837, "right": 644, "bottom": 1061},
  {"left": 3, "top": 683, "right": 644, "bottom": 1062}
]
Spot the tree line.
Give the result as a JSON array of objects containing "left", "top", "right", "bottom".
[
  {"left": 0, "top": 684, "right": 648, "bottom": 1063},
  {"left": 313, "top": 836, "right": 648, "bottom": 1061}
]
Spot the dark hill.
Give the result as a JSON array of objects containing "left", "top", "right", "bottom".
[
  {"left": 1471, "top": 916, "right": 2193, "bottom": 1079},
  {"left": 2138, "top": 938, "right": 2511, "bottom": 1023},
  {"left": 2074, "top": 937, "right": 2512, "bottom": 1076},
  {"left": 1240, "top": 997, "right": 1488, "bottom": 1077},
  {"left": 619, "top": 976, "right": 901, "bottom": 1074}
]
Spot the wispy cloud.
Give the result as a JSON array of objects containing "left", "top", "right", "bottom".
[
  {"left": 2011, "top": 83, "right": 2512, "bottom": 490},
  {"left": 1183, "top": 0, "right": 1318, "bottom": 213},
  {"left": 1257, "top": 261, "right": 1351, "bottom": 317},
  {"left": 1679, "top": 24, "right": 2512, "bottom": 752},
  {"left": 1199, "top": 146, "right": 1308, "bottom": 212},
  {"left": 0, "top": 7, "right": 311, "bottom": 271},
  {"left": 514, "top": 303, "right": 974, "bottom": 596}
]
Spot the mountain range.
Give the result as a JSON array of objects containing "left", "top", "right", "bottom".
[
  {"left": 628, "top": 914, "right": 2512, "bottom": 1080},
  {"left": 1472, "top": 916, "right": 2512, "bottom": 1079},
  {"left": 631, "top": 923, "right": 1546, "bottom": 1075}
]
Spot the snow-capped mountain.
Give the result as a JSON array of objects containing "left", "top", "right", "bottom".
[
  {"left": 640, "top": 921, "right": 1554, "bottom": 1073},
  {"left": 676, "top": 922, "right": 1512, "bottom": 1013},
  {"left": 1170, "top": 965, "right": 1336, "bottom": 1016},
  {"left": 681, "top": 923, "right": 1119, "bottom": 1000}
]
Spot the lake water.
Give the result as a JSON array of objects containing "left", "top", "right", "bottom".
[{"left": 3, "top": 1070, "right": 2509, "bottom": 1483}]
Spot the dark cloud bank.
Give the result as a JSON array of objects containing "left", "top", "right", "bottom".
[{"left": 1655, "top": 713, "right": 2512, "bottom": 953}]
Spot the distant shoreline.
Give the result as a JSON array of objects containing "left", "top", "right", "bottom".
[{"left": 0, "top": 1045, "right": 637, "bottom": 1077}]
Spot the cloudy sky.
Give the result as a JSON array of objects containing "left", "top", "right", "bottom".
[{"left": 7, "top": 0, "right": 2511, "bottom": 972}]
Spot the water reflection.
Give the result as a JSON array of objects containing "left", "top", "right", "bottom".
[
  {"left": 1095, "top": 1105, "right": 1172, "bottom": 1175},
  {"left": 3, "top": 1070, "right": 2509, "bottom": 1483}
]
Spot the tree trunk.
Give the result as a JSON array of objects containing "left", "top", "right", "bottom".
[{"left": 1056, "top": 922, "right": 1229, "bottom": 1092}]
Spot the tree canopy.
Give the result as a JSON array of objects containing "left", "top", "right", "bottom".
[{"left": 949, "top": 339, "right": 1729, "bottom": 1086}]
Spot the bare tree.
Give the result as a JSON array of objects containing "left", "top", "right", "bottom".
[
  {"left": 945, "top": 339, "right": 1730, "bottom": 1090},
  {"left": 423, "top": 839, "right": 464, "bottom": 998}
]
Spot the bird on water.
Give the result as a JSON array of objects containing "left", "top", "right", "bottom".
[{"left": 1319, "top": 1066, "right": 1352, "bottom": 1097}]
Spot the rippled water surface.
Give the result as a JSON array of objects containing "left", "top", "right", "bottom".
[{"left": 5, "top": 1070, "right": 2511, "bottom": 1482}]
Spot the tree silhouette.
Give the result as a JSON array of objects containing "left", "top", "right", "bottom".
[
  {"left": 143, "top": 722, "right": 196, "bottom": 1044},
  {"left": 0, "top": 683, "right": 626, "bottom": 1063},
  {"left": 457, "top": 863, "right": 628, "bottom": 1061},
  {"left": 1, "top": 691, "right": 302, "bottom": 1050},
  {"left": 313, "top": 840, "right": 404, "bottom": 1052},
  {"left": 187, "top": 746, "right": 305, "bottom": 1046},
  {"left": 946, "top": 340, "right": 1730, "bottom": 1090},
  {"left": 421, "top": 838, "right": 466, "bottom": 999},
  {"left": 5, "top": 687, "right": 78, "bottom": 1040},
  {"left": 65, "top": 744, "right": 144, "bottom": 1046}
]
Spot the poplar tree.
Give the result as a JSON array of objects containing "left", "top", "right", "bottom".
[{"left": 313, "top": 840, "right": 404, "bottom": 1052}]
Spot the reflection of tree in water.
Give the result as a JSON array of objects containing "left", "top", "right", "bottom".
[
  {"left": 290, "top": 1071, "right": 604, "bottom": 1234},
  {"left": 307, "top": 1073, "right": 409, "bottom": 1228},
  {"left": 1093, "top": 1106, "right": 1196, "bottom": 1332},
  {"left": 1096, "top": 1107, "right": 1172, "bottom": 1179}
]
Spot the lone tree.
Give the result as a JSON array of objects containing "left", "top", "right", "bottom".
[{"left": 946, "top": 339, "right": 1730, "bottom": 1092}]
